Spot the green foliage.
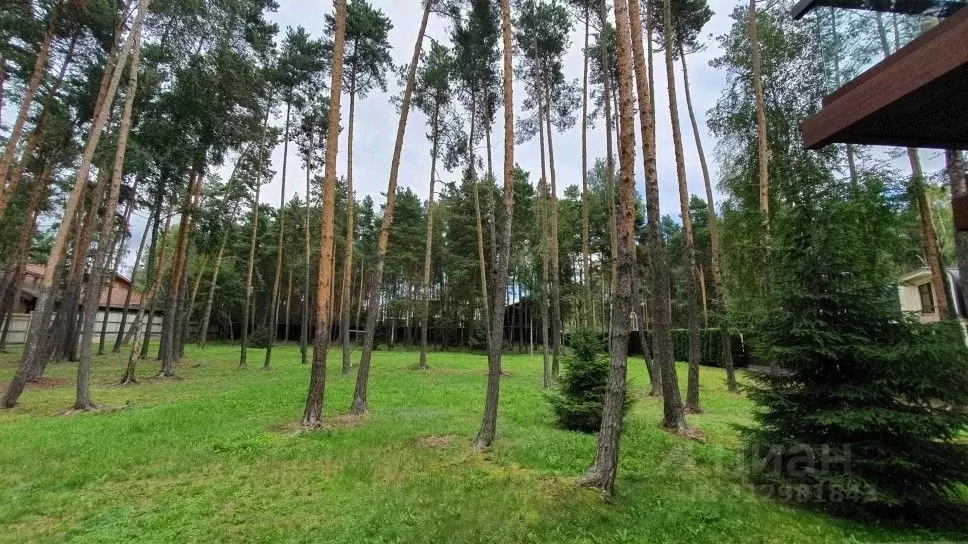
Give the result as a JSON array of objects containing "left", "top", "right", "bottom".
[
  {"left": 669, "top": 329, "right": 749, "bottom": 368},
  {"left": 742, "top": 180, "right": 968, "bottom": 517},
  {"left": 546, "top": 328, "right": 630, "bottom": 433},
  {"left": 247, "top": 327, "right": 272, "bottom": 349}
]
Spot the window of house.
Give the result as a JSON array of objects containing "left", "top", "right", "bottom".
[{"left": 919, "top": 282, "right": 936, "bottom": 313}]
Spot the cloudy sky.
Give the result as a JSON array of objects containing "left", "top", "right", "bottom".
[{"left": 254, "top": 0, "right": 744, "bottom": 222}]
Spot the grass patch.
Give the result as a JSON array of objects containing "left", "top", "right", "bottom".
[{"left": 0, "top": 344, "right": 962, "bottom": 542}]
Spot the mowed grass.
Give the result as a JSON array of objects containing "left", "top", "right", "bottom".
[{"left": 0, "top": 344, "right": 962, "bottom": 543}]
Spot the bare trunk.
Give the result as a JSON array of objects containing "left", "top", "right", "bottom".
[
  {"left": 121, "top": 230, "right": 173, "bottom": 384},
  {"left": 469, "top": 93, "right": 491, "bottom": 338},
  {"left": 302, "top": 0, "right": 349, "bottom": 427},
  {"left": 77, "top": 26, "right": 143, "bottom": 409},
  {"left": 0, "top": 12, "right": 57, "bottom": 204},
  {"left": 198, "top": 233, "right": 226, "bottom": 347},
  {"left": 539, "top": 180, "right": 552, "bottom": 389},
  {"left": 680, "top": 50, "right": 736, "bottom": 392},
  {"left": 599, "top": 5, "right": 618, "bottom": 313},
  {"left": 350, "top": 1, "right": 430, "bottom": 416},
  {"left": 98, "top": 218, "right": 128, "bottom": 355},
  {"left": 580, "top": 6, "right": 592, "bottom": 327},
  {"left": 160, "top": 167, "right": 202, "bottom": 376},
  {"left": 909, "top": 148, "right": 949, "bottom": 319},
  {"left": 113, "top": 194, "right": 155, "bottom": 352},
  {"left": 0, "top": 162, "right": 51, "bottom": 354},
  {"left": 418, "top": 105, "right": 441, "bottom": 370},
  {"left": 541, "top": 72, "right": 563, "bottom": 378},
  {"left": 0, "top": 30, "right": 76, "bottom": 220},
  {"left": 578, "top": 0, "right": 637, "bottom": 495},
  {"left": 265, "top": 100, "right": 293, "bottom": 370},
  {"left": 181, "top": 253, "right": 207, "bottom": 352},
  {"left": 138, "top": 203, "right": 173, "bottom": 359},
  {"left": 633, "top": 264, "right": 661, "bottom": 396},
  {"left": 241, "top": 105, "right": 271, "bottom": 369},
  {"left": 472, "top": 0, "right": 514, "bottom": 451},
  {"left": 662, "top": 16, "right": 702, "bottom": 414},
  {"left": 301, "top": 142, "right": 313, "bottom": 364},
  {"left": 628, "top": 0, "right": 686, "bottom": 431},
  {"left": 748, "top": 0, "right": 770, "bottom": 231},
  {"left": 341, "top": 76, "right": 357, "bottom": 374}
]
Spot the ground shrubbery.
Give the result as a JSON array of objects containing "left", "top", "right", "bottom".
[
  {"left": 247, "top": 327, "right": 272, "bottom": 349},
  {"left": 546, "top": 329, "right": 631, "bottom": 433}
]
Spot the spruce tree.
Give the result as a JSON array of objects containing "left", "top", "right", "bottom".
[{"left": 743, "top": 178, "right": 968, "bottom": 515}]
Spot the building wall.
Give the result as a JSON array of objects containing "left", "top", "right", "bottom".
[{"left": 898, "top": 280, "right": 941, "bottom": 323}]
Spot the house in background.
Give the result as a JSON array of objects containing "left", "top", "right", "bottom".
[
  {"left": 3, "top": 264, "right": 162, "bottom": 346},
  {"left": 897, "top": 267, "right": 967, "bottom": 322}
]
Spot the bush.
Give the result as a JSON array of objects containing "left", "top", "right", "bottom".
[
  {"left": 547, "top": 329, "right": 631, "bottom": 433},
  {"left": 247, "top": 327, "right": 272, "bottom": 349}
]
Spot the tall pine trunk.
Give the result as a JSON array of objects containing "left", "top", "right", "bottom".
[
  {"left": 909, "top": 149, "right": 949, "bottom": 319},
  {"left": 240, "top": 105, "right": 271, "bottom": 369},
  {"left": 98, "top": 212, "right": 130, "bottom": 355},
  {"left": 265, "top": 99, "right": 293, "bottom": 369},
  {"left": 301, "top": 153, "right": 312, "bottom": 364},
  {"left": 578, "top": 0, "right": 637, "bottom": 494},
  {"left": 0, "top": 9, "right": 57, "bottom": 209},
  {"left": 198, "top": 202, "right": 237, "bottom": 348},
  {"left": 541, "top": 71, "right": 563, "bottom": 378},
  {"left": 662, "top": 8, "right": 703, "bottom": 414},
  {"left": 341, "top": 72, "right": 358, "bottom": 374},
  {"left": 121, "top": 220, "right": 173, "bottom": 385},
  {"left": 418, "top": 104, "right": 441, "bottom": 370},
  {"left": 0, "top": 30, "right": 76, "bottom": 220},
  {"left": 748, "top": 0, "right": 770, "bottom": 231},
  {"left": 947, "top": 151, "right": 968, "bottom": 311},
  {"left": 680, "top": 49, "right": 736, "bottom": 391},
  {"left": 628, "top": 0, "right": 687, "bottom": 431},
  {"left": 539, "top": 179, "right": 552, "bottom": 389},
  {"left": 468, "top": 93, "right": 491, "bottom": 338},
  {"left": 113, "top": 200, "right": 152, "bottom": 352},
  {"left": 471, "top": 0, "right": 515, "bottom": 451},
  {"left": 580, "top": 4, "right": 591, "bottom": 328},
  {"left": 351, "top": 0, "right": 430, "bottom": 415},
  {"left": 302, "top": 0, "right": 349, "bottom": 427},
  {"left": 160, "top": 167, "right": 202, "bottom": 376},
  {"left": 77, "top": 26, "right": 142, "bottom": 408}
]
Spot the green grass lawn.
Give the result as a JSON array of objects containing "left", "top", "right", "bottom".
[{"left": 0, "top": 344, "right": 962, "bottom": 543}]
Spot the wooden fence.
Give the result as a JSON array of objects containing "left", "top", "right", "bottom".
[{"left": 1, "top": 311, "right": 164, "bottom": 346}]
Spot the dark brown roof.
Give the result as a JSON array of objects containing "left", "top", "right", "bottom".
[{"left": 22, "top": 264, "right": 143, "bottom": 310}]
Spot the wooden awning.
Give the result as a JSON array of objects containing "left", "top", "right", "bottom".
[
  {"left": 792, "top": 0, "right": 965, "bottom": 20},
  {"left": 800, "top": 6, "right": 968, "bottom": 150}
]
